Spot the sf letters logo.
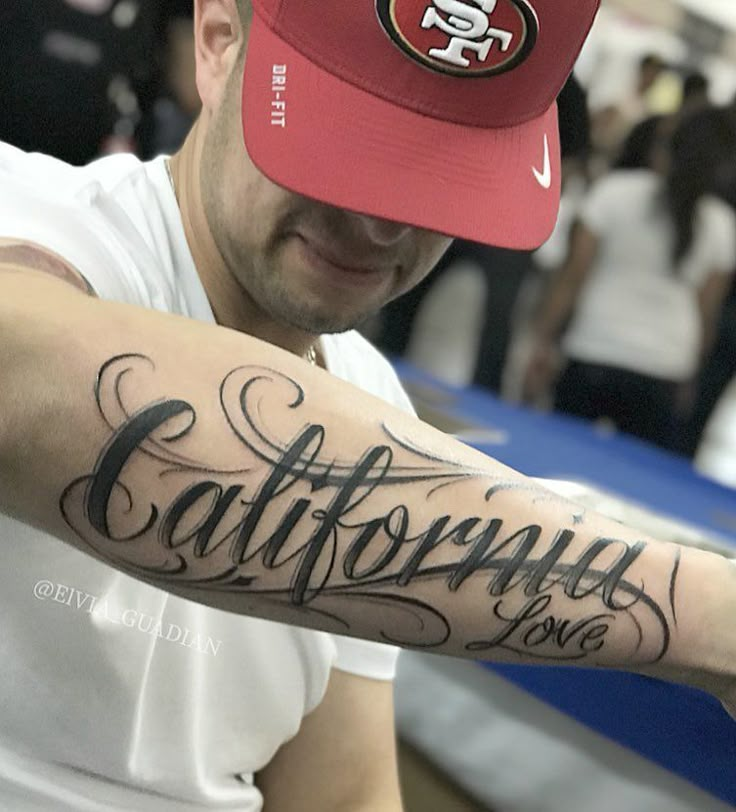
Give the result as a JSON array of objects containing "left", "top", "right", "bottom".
[
  {"left": 421, "top": 0, "right": 514, "bottom": 68},
  {"left": 376, "top": 0, "right": 537, "bottom": 78}
]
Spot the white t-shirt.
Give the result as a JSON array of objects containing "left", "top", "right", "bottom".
[
  {"left": 562, "top": 170, "right": 736, "bottom": 381},
  {"left": 0, "top": 143, "right": 411, "bottom": 811}
]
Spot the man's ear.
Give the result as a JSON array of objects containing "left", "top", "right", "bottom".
[{"left": 193, "top": 0, "right": 243, "bottom": 112}]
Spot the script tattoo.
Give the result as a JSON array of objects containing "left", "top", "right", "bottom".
[{"left": 60, "top": 355, "right": 678, "bottom": 664}]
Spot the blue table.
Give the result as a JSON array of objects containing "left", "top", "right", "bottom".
[{"left": 396, "top": 362, "right": 736, "bottom": 807}]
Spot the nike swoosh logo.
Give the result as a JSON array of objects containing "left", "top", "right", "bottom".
[{"left": 533, "top": 135, "right": 552, "bottom": 190}]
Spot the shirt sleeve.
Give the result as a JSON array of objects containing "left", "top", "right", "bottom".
[
  {"left": 0, "top": 174, "right": 149, "bottom": 306},
  {"left": 699, "top": 197, "right": 736, "bottom": 275},
  {"left": 578, "top": 175, "right": 620, "bottom": 236},
  {"left": 332, "top": 634, "right": 401, "bottom": 681}
]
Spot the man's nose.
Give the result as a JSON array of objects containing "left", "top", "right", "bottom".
[{"left": 352, "top": 212, "right": 413, "bottom": 247}]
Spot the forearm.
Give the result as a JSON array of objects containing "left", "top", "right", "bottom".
[
  {"left": 532, "top": 274, "right": 578, "bottom": 343},
  {"left": 532, "top": 221, "right": 598, "bottom": 343},
  {"left": 1, "top": 275, "right": 735, "bottom": 693},
  {"left": 697, "top": 274, "right": 730, "bottom": 365}
]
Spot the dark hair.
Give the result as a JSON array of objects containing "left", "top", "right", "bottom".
[
  {"left": 667, "top": 106, "right": 736, "bottom": 262},
  {"left": 640, "top": 54, "right": 665, "bottom": 73},
  {"left": 557, "top": 74, "right": 590, "bottom": 161},
  {"left": 682, "top": 71, "right": 708, "bottom": 100},
  {"left": 614, "top": 115, "right": 664, "bottom": 170}
]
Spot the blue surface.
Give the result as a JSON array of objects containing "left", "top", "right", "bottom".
[
  {"left": 484, "top": 664, "right": 736, "bottom": 806},
  {"left": 398, "top": 361, "right": 736, "bottom": 545},
  {"left": 396, "top": 362, "right": 736, "bottom": 805}
]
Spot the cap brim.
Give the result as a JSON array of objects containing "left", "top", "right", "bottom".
[{"left": 242, "top": 12, "right": 561, "bottom": 250}]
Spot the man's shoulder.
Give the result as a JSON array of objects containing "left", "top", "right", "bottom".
[
  {"left": 0, "top": 143, "right": 125, "bottom": 258},
  {"left": 0, "top": 144, "right": 165, "bottom": 306},
  {"left": 0, "top": 143, "right": 173, "bottom": 307},
  {"left": 0, "top": 142, "right": 147, "bottom": 203}
]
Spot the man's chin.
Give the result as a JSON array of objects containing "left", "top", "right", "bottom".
[
  {"left": 257, "top": 274, "right": 384, "bottom": 334},
  {"left": 283, "top": 313, "right": 365, "bottom": 336},
  {"left": 278, "top": 303, "right": 375, "bottom": 336}
]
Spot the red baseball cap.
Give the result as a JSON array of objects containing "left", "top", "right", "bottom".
[{"left": 242, "top": 0, "right": 600, "bottom": 249}]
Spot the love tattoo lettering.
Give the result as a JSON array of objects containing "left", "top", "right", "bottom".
[{"left": 60, "top": 355, "right": 679, "bottom": 665}]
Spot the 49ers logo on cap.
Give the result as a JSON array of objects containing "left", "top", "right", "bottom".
[{"left": 376, "top": 0, "right": 538, "bottom": 77}]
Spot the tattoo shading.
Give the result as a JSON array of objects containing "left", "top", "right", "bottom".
[{"left": 60, "top": 355, "right": 677, "bottom": 664}]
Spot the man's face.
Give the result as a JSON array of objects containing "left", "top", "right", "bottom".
[{"left": 200, "top": 57, "right": 453, "bottom": 335}]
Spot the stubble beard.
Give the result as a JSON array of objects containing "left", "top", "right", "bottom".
[
  {"left": 201, "top": 70, "right": 388, "bottom": 336},
  {"left": 241, "top": 241, "right": 382, "bottom": 335}
]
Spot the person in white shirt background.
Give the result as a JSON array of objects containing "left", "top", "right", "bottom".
[{"left": 522, "top": 106, "right": 736, "bottom": 453}]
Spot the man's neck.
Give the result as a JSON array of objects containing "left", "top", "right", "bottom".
[{"left": 168, "top": 123, "right": 320, "bottom": 364}]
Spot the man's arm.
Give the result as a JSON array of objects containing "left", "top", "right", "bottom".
[
  {"left": 531, "top": 220, "right": 599, "bottom": 345},
  {"left": 521, "top": 220, "right": 598, "bottom": 403},
  {"left": 1, "top": 255, "right": 735, "bottom": 714},
  {"left": 255, "top": 670, "right": 403, "bottom": 811},
  {"left": 697, "top": 269, "right": 733, "bottom": 364}
]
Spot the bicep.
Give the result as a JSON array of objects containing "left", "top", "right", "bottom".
[
  {"left": 0, "top": 238, "right": 96, "bottom": 296},
  {"left": 255, "top": 669, "right": 404, "bottom": 812}
]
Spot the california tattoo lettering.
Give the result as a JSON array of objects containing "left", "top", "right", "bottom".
[{"left": 60, "top": 355, "right": 680, "bottom": 664}]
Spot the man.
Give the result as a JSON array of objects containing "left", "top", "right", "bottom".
[{"left": 0, "top": 1, "right": 734, "bottom": 810}]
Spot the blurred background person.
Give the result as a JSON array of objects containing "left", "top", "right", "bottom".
[
  {"left": 682, "top": 98, "right": 736, "bottom": 461},
  {"left": 505, "top": 115, "right": 666, "bottom": 405},
  {"left": 679, "top": 70, "right": 712, "bottom": 121},
  {"left": 589, "top": 53, "right": 672, "bottom": 173},
  {"left": 502, "top": 75, "right": 593, "bottom": 402},
  {"left": 521, "top": 106, "right": 736, "bottom": 453},
  {"left": 0, "top": 0, "right": 197, "bottom": 166},
  {"left": 373, "top": 75, "right": 592, "bottom": 393}
]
